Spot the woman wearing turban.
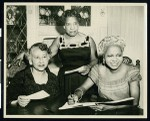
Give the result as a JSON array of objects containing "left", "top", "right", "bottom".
[{"left": 69, "top": 35, "right": 142, "bottom": 114}]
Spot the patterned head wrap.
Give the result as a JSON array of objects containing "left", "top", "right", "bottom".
[{"left": 98, "top": 35, "right": 126, "bottom": 56}]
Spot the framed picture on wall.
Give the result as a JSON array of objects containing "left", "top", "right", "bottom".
[
  {"left": 71, "top": 6, "right": 91, "bottom": 26},
  {"left": 39, "top": 6, "right": 64, "bottom": 26},
  {"left": 39, "top": 5, "right": 91, "bottom": 26}
]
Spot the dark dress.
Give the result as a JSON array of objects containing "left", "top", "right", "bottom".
[
  {"left": 7, "top": 66, "right": 60, "bottom": 106},
  {"left": 58, "top": 36, "right": 93, "bottom": 96}
]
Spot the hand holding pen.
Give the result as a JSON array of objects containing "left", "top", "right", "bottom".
[{"left": 67, "top": 94, "right": 79, "bottom": 105}]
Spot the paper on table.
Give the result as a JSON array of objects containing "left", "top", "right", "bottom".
[
  {"left": 59, "top": 102, "right": 85, "bottom": 110},
  {"left": 59, "top": 97, "right": 134, "bottom": 110},
  {"left": 59, "top": 102, "right": 100, "bottom": 110},
  {"left": 96, "top": 97, "right": 134, "bottom": 104},
  {"left": 26, "top": 90, "right": 50, "bottom": 100}
]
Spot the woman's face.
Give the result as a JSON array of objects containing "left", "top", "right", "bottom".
[
  {"left": 104, "top": 45, "right": 123, "bottom": 70},
  {"left": 30, "top": 47, "right": 50, "bottom": 71},
  {"left": 64, "top": 17, "right": 79, "bottom": 37}
]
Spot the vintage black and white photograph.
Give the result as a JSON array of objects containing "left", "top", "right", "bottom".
[{"left": 4, "top": 2, "right": 147, "bottom": 118}]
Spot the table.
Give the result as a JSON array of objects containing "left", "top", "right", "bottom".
[{"left": 6, "top": 95, "right": 143, "bottom": 115}]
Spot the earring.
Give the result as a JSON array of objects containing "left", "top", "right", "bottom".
[
  {"left": 29, "top": 60, "right": 32, "bottom": 65},
  {"left": 102, "top": 59, "right": 105, "bottom": 65}
]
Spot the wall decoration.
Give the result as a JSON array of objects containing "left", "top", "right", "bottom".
[
  {"left": 39, "top": 6, "right": 64, "bottom": 26},
  {"left": 71, "top": 6, "right": 91, "bottom": 26},
  {"left": 6, "top": 6, "right": 26, "bottom": 26},
  {"left": 6, "top": 5, "right": 27, "bottom": 65}
]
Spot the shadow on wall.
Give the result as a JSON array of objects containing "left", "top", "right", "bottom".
[{"left": 55, "top": 25, "right": 65, "bottom": 35}]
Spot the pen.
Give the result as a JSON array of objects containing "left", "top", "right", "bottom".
[{"left": 69, "top": 93, "right": 72, "bottom": 98}]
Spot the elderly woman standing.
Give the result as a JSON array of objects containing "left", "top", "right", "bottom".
[{"left": 70, "top": 35, "right": 142, "bottom": 113}]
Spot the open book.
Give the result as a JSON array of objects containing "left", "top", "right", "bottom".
[{"left": 59, "top": 97, "right": 134, "bottom": 110}]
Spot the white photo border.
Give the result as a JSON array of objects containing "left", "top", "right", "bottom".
[{"left": 4, "top": 2, "right": 147, "bottom": 119}]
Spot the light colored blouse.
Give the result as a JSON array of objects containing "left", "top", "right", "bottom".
[{"left": 88, "top": 64, "right": 142, "bottom": 101}]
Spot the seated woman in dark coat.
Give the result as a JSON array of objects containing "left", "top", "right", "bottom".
[{"left": 7, "top": 43, "right": 60, "bottom": 108}]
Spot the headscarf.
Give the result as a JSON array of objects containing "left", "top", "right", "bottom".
[{"left": 98, "top": 35, "right": 126, "bottom": 56}]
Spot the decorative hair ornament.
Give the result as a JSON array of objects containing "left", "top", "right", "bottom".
[{"left": 98, "top": 35, "right": 126, "bottom": 56}]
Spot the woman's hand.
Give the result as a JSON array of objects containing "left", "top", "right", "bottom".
[
  {"left": 78, "top": 65, "right": 91, "bottom": 75},
  {"left": 90, "top": 104, "right": 116, "bottom": 111},
  {"left": 16, "top": 52, "right": 26, "bottom": 66},
  {"left": 17, "top": 95, "right": 30, "bottom": 107},
  {"left": 67, "top": 94, "right": 79, "bottom": 105},
  {"left": 7, "top": 52, "right": 26, "bottom": 69}
]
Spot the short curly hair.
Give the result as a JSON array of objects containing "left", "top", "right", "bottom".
[
  {"left": 29, "top": 43, "right": 51, "bottom": 54},
  {"left": 62, "top": 9, "right": 81, "bottom": 25},
  {"left": 98, "top": 35, "right": 126, "bottom": 56}
]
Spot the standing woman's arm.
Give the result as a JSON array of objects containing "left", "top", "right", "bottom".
[
  {"left": 79, "top": 37, "right": 98, "bottom": 75},
  {"left": 49, "top": 37, "right": 60, "bottom": 58},
  {"left": 88, "top": 37, "right": 98, "bottom": 68}
]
